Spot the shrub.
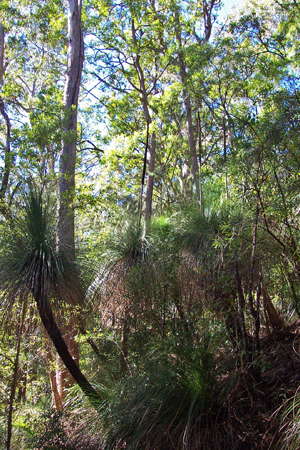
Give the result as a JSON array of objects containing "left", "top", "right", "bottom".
[{"left": 99, "top": 334, "right": 229, "bottom": 450}]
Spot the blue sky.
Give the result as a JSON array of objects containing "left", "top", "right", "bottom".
[
  {"left": 219, "top": 0, "right": 244, "bottom": 20},
  {"left": 222, "top": 0, "right": 238, "bottom": 15}
]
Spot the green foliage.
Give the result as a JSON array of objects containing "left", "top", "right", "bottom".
[
  {"left": 99, "top": 333, "right": 222, "bottom": 450},
  {"left": 24, "top": 409, "right": 72, "bottom": 450},
  {"left": 1, "top": 0, "right": 300, "bottom": 447},
  {"left": 104, "top": 219, "right": 148, "bottom": 263},
  {"left": 0, "top": 187, "right": 63, "bottom": 306}
]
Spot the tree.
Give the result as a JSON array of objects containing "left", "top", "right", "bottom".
[
  {"left": 56, "top": 0, "right": 85, "bottom": 405},
  {"left": 0, "top": 23, "right": 12, "bottom": 218},
  {"left": 87, "top": 0, "right": 170, "bottom": 229},
  {"left": 0, "top": 0, "right": 300, "bottom": 447},
  {"left": 58, "top": 0, "right": 84, "bottom": 262},
  {"left": 0, "top": 190, "right": 98, "bottom": 403}
]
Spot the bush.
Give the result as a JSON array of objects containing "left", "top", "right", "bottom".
[{"left": 99, "top": 334, "right": 228, "bottom": 450}]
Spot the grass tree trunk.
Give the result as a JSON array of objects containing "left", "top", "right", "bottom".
[
  {"left": 34, "top": 288, "right": 98, "bottom": 400},
  {"left": 57, "top": 0, "right": 84, "bottom": 405}
]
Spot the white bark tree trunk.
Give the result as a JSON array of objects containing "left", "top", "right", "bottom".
[
  {"left": 58, "top": 0, "right": 84, "bottom": 261},
  {"left": 174, "top": 10, "right": 201, "bottom": 204},
  {"left": 131, "top": 18, "right": 156, "bottom": 230},
  {"left": 56, "top": 0, "right": 84, "bottom": 407}
]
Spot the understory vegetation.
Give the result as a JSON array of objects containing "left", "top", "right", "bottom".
[{"left": 0, "top": 0, "right": 299, "bottom": 449}]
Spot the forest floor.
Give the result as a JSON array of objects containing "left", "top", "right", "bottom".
[
  {"left": 223, "top": 322, "right": 300, "bottom": 449},
  {"left": 37, "top": 322, "right": 300, "bottom": 450}
]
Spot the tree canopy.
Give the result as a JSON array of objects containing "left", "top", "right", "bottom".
[{"left": 0, "top": 0, "right": 299, "bottom": 449}]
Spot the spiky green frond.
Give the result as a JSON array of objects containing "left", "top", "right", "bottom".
[
  {"left": 0, "top": 187, "right": 62, "bottom": 309},
  {"left": 103, "top": 219, "right": 149, "bottom": 264},
  {"left": 98, "top": 338, "right": 225, "bottom": 450},
  {"left": 0, "top": 186, "right": 99, "bottom": 400}
]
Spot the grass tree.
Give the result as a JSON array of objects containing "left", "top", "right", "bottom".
[
  {"left": 0, "top": 188, "right": 98, "bottom": 407},
  {"left": 89, "top": 219, "right": 149, "bottom": 372}
]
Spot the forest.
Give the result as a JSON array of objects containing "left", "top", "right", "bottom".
[{"left": 0, "top": 0, "right": 299, "bottom": 449}]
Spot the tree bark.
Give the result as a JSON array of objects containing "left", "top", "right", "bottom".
[
  {"left": 43, "top": 335, "right": 63, "bottom": 411},
  {"left": 58, "top": 0, "right": 84, "bottom": 260},
  {"left": 50, "top": 370, "right": 63, "bottom": 411},
  {"left": 0, "top": 98, "right": 12, "bottom": 198},
  {"left": 131, "top": 18, "right": 156, "bottom": 230},
  {"left": 6, "top": 302, "right": 26, "bottom": 450},
  {"left": 34, "top": 291, "right": 98, "bottom": 400},
  {"left": 0, "top": 24, "right": 12, "bottom": 219},
  {"left": 247, "top": 207, "right": 261, "bottom": 351},
  {"left": 57, "top": 0, "right": 84, "bottom": 405},
  {"left": 0, "top": 24, "right": 4, "bottom": 86},
  {"left": 222, "top": 114, "right": 229, "bottom": 199},
  {"left": 203, "top": 0, "right": 219, "bottom": 42},
  {"left": 144, "top": 132, "right": 156, "bottom": 226},
  {"left": 174, "top": 2, "right": 217, "bottom": 205},
  {"left": 174, "top": 9, "right": 201, "bottom": 203}
]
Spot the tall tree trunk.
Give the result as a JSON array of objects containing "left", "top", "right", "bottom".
[
  {"left": 222, "top": 114, "right": 229, "bottom": 199},
  {"left": 197, "top": 110, "right": 204, "bottom": 211},
  {"left": 144, "top": 132, "right": 156, "bottom": 227},
  {"left": 5, "top": 302, "right": 26, "bottom": 450},
  {"left": 57, "top": 0, "right": 84, "bottom": 405},
  {"left": 174, "top": 9, "right": 201, "bottom": 204},
  {"left": 0, "top": 24, "right": 4, "bottom": 85},
  {"left": 131, "top": 18, "right": 156, "bottom": 231},
  {"left": 50, "top": 366, "right": 64, "bottom": 411},
  {"left": 247, "top": 206, "right": 261, "bottom": 351},
  {"left": 58, "top": 0, "right": 83, "bottom": 259},
  {"left": 0, "top": 24, "right": 12, "bottom": 219},
  {"left": 43, "top": 335, "right": 63, "bottom": 411},
  {"left": 174, "top": 1, "right": 217, "bottom": 205},
  {"left": 202, "top": 0, "right": 218, "bottom": 42}
]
